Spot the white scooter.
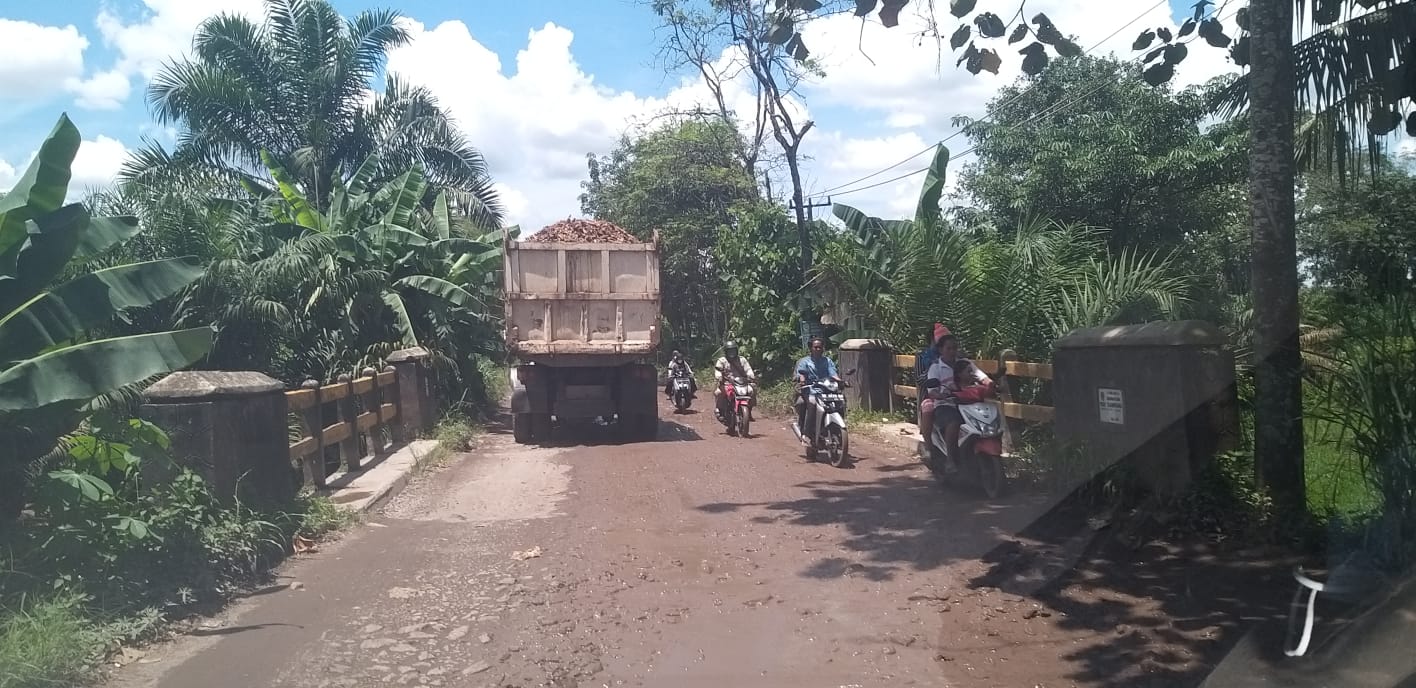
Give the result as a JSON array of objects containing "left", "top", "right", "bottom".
[
  {"left": 922, "top": 378, "right": 1007, "bottom": 498},
  {"left": 792, "top": 373, "right": 854, "bottom": 467},
  {"left": 670, "top": 374, "right": 694, "bottom": 412}
]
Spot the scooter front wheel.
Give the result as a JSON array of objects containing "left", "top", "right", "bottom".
[
  {"left": 826, "top": 426, "right": 849, "bottom": 467},
  {"left": 978, "top": 455, "right": 1005, "bottom": 499}
]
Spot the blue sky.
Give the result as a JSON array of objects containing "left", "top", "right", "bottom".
[{"left": 1, "top": 0, "right": 1227, "bottom": 228}]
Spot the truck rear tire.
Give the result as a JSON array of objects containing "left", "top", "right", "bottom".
[{"left": 512, "top": 413, "right": 532, "bottom": 444}]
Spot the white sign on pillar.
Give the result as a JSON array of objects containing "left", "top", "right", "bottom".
[{"left": 1098, "top": 387, "right": 1124, "bottom": 425}]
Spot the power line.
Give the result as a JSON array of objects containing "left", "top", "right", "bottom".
[
  {"left": 826, "top": 5, "right": 1238, "bottom": 199},
  {"left": 814, "top": 0, "right": 1168, "bottom": 197}
]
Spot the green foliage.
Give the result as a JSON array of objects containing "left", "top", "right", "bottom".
[
  {"left": 2, "top": 413, "right": 280, "bottom": 610},
  {"left": 819, "top": 146, "right": 1192, "bottom": 360},
  {"left": 580, "top": 117, "right": 759, "bottom": 352},
  {"left": 0, "top": 414, "right": 355, "bottom": 686},
  {"left": 956, "top": 56, "right": 1248, "bottom": 256},
  {"left": 715, "top": 203, "right": 812, "bottom": 378},
  {"left": 132, "top": 0, "right": 501, "bottom": 225},
  {"left": 0, "top": 114, "right": 212, "bottom": 518},
  {"left": 1298, "top": 160, "right": 1416, "bottom": 300},
  {"left": 137, "top": 154, "right": 507, "bottom": 411}
]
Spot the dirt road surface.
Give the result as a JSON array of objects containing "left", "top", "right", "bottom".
[{"left": 108, "top": 399, "right": 1291, "bottom": 688}]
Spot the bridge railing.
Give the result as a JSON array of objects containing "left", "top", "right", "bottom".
[
  {"left": 287, "top": 366, "right": 399, "bottom": 489},
  {"left": 140, "top": 347, "right": 437, "bottom": 505}
]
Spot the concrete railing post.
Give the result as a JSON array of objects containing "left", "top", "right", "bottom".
[
  {"left": 387, "top": 347, "right": 434, "bottom": 437},
  {"left": 140, "top": 371, "right": 295, "bottom": 508}
]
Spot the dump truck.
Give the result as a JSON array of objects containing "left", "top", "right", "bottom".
[{"left": 504, "top": 225, "right": 661, "bottom": 443}]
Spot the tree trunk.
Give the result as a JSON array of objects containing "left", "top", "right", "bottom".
[
  {"left": 786, "top": 146, "right": 811, "bottom": 285},
  {"left": 1247, "top": 0, "right": 1306, "bottom": 522}
]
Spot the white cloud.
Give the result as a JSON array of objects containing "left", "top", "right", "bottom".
[
  {"left": 0, "top": 19, "right": 88, "bottom": 102},
  {"left": 387, "top": 20, "right": 685, "bottom": 232},
  {"left": 492, "top": 182, "right": 531, "bottom": 226},
  {"left": 70, "top": 136, "right": 130, "bottom": 194},
  {"left": 66, "top": 69, "right": 132, "bottom": 110},
  {"left": 386, "top": 19, "right": 830, "bottom": 232},
  {"left": 95, "top": 0, "right": 265, "bottom": 81},
  {"left": 0, "top": 159, "right": 16, "bottom": 191}
]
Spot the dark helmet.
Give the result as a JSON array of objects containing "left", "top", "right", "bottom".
[{"left": 723, "top": 340, "right": 740, "bottom": 358}]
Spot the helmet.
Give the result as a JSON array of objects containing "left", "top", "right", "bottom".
[{"left": 723, "top": 340, "right": 739, "bottom": 357}]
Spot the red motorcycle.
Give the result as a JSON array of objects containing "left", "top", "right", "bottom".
[{"left": 717, "top": 373, "right": 755, "bottom": 437}]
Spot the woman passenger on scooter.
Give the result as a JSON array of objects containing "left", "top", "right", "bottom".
[
  {"left": 925, "top": 331, "right": 993, "bottom": 473},
  {"left": 917, "top": 323, "right": 950, "bottom": 446}
]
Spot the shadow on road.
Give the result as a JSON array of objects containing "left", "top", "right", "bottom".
[
  {"left": 698, "top": 471, "right": 1052, "bottom": 581},
  {"left": 965, "top": 497, "right": 1299, "bottom": 688}
]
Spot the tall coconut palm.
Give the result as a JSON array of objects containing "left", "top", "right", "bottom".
[{"left": 127, "top": 0, "right": 501, "bottom": 229}]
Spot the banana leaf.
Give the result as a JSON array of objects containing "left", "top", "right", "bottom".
[
  {"left": 394, "top": 275, "right": 485, "bottom": 310},
  {"left": 0, "top": 257, "right": 205, "bottom": 363},
  {"left": 0, "top": 327, "right": 213, "bottom": 411},
  {"left": 0, "top": 114, "right": 80, "bottom": 258}
]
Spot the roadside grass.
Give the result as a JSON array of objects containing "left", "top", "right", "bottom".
[
  {"left": 0, "top": 594, "right": 93, "bottom": 688},
  {"left": 420, "top": 412, "right": 484, "bottom": 470},
  {"left": 294, "top": 493, "right": 357, "bottom": 540},
  {"left": 1305, "top": 416, "right": 1381, "bottom": 519}
]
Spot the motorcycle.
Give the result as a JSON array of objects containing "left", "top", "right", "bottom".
[
  {"left": 670, "top": 374, "right": 694, "bottom": 412},
  {"left": 791, "top": 373, "right": 853, "bottom": 467},
  {"left": 716, "top": 374, "right": 754, "bottom": 437},
  {"left": 922, "top": 377, "right": 1007, "bottom": 498}
]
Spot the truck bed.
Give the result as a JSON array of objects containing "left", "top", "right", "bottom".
[{"left": 504, "top": 237, "right": 661, "bottom": 359}]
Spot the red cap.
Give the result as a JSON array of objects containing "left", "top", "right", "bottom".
[{"left": 933, "top": 323, "right": 951, "bottom": 343}]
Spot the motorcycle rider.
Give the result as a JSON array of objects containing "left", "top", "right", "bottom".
[
  {"left": 713, "top": 340, "right": 758, "bottom": 422},
  {"left": 793, "top": 336, "right": 840, "bottom": 442},
  {"left": 916, "top": 323, "right": 951, "bottom": 443},
  {"left": 926, "top": 331, "right": 993, "bottom": 473},
  {"left": 663, "top": 349, "right": 697, "bottom": 399}
]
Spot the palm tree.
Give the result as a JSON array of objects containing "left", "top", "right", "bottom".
[
  {"left": 1244, "top": 0, "right": 1307, "bottom": 523},
  {"left": 127, "top": 0, "right": 501, "bottom": 229}
]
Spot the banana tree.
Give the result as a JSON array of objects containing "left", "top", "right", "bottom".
[{"left": 1, "top": 114, "right": 212, "bottom": 517}]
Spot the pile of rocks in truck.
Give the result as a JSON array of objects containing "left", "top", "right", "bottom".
[{"left": 526, "top": 218, "right": 638, "bottom": 243}]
